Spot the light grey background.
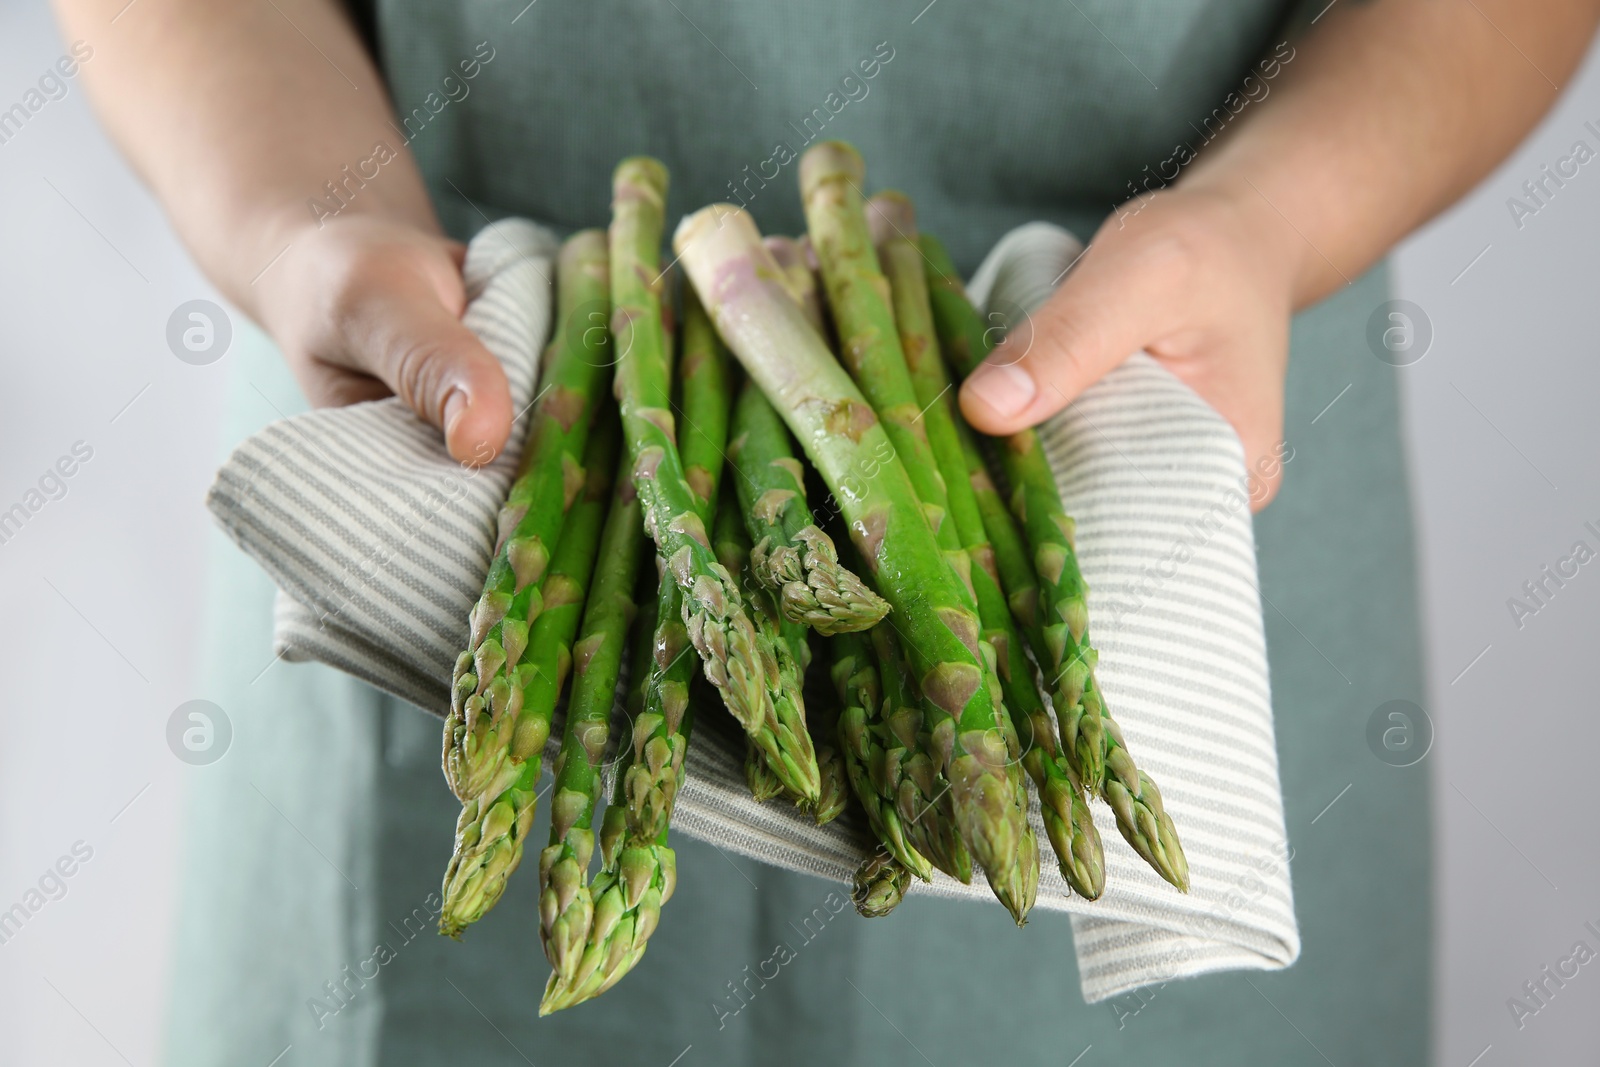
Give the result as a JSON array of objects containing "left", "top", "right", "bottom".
[{"left": 1, "top": 4, "right": 1596, "bottom": 1065}]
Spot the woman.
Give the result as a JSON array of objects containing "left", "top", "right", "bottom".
[{"left": 57, "top": 0, "right": 1599, "bottom": 1062}]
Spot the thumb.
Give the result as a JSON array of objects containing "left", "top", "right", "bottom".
[
  {"left": 959, "top": 239, "right": 1184, "bottom": 434},
  {"left": 342, "top": 270, "right": 514, "bottom": 466}
]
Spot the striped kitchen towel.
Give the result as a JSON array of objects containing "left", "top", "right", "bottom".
[{"left": 206, "top": 217, "right": 1298, "bottom": 1003}]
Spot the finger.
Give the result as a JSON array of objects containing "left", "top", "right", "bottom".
[
  {"left": 958, "top": 237, "right": 1189, "bottom": 434},
  {"left": 337, "top": 274, "right": 513, "bottom": 466},
  {"left": 1190, "top": 348, "right": 1286, "bottom": 515},
  {"left": 303, "top": 366, "right": 393, "bottom": 409},
  {"left": 1160, "top": 325, "right": 1289, "bottom": 511}
]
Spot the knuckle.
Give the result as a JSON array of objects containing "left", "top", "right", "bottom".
[{"left": 391, "top": 339, "right": 456, "bottom": 419}]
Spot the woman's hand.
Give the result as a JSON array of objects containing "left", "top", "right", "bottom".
[
  {"left": 55, "top": 0, "right": 513, "bottom": 463},
  {"left": 959, "top": 181, "right": 1299, "bottom": 510},
  {"left": 252, "top": 213, "right": 514, "bottom": 464},
  {"left": 959, "top": 0, "right": 1600, "bottom": 512}
]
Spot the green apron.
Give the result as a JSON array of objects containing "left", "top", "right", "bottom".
[{"left": 165, "top": 3, "right": 1430, "bottom": 1064}]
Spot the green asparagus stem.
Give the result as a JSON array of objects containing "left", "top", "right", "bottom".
[
  {"left": 439, "top": 408, "right": 621, "bottom": 937},
  {"left": 808, "top": 678, "right": 850, "bottom": 825},
  {"left": 542, "top": 684, "right": 685, "bottom": 1014},
  {"left": 711, "top": 475, "right": 823, "bottom": 807},
  {"left": 852, "top": 849, "right": 912, "bottom": 918},
  {"left": 872, "top": 190, "right": 1040, "bottom": 920},
  {"left": 541, "top": 561, "right": 665, "bottom": 1014},
  {"left": 827, "top": 630, "right": 935, "bottom": 881},
  {"left": 728, "top": 380, "right": 888, "bottom": 635},
  {"left": 954, "top": 422, "right": 1105, "bottom": 898},
  {"left": 609, "top": 159, "right": 815, "bottom": 802},
  {"left": 869, "top": 622, "right": 972, "bottom": 884},
  {"left": 798, "top": 142, "right": 954, "bottom": 539},
  {"left": 446, "top": 230, "right": 612, "bottom": 805},
  {"left": 676, "top": 203, "right": 1027, "bottom": 894},
  {"left": 743, "top": 739, "right": 786, "bottom": 802},
  {"left": 921, "top": 232, "right": 1188, "bottom": 892},
  {"left": 538, "top": 448, "right": 647, "bottom": 980},
  {"left": 711, "top": 490, "right": 785, "bottom": 806},
  {"left": 796, "top": 146, "right": 1034, "bottom": 907},
  {"left": 623, "top": 283, "right": 736, "bottom": 842}
]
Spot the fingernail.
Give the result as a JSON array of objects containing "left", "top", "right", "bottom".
[
  {"left": 966, "top": 362, "right": 1036, "bottom": 419},
  {"left": 443, "top": 389, "right": 469, "bottom": 436}
]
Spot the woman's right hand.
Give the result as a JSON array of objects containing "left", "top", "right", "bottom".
[{"left": 251, "top": 214, "right": 514, "bottom": 465}]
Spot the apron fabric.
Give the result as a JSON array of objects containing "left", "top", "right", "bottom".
[{"left": 164, "top": 3, "right": 1431, "bottom": 1064}]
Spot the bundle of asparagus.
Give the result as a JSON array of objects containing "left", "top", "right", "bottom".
[{"left": 435, "top": 143, "right": 1188, "bottom": 1013}]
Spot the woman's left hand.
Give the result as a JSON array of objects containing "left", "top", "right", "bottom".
[{"left": 959, "top": 180, "right": 1298, "bottom": 510}]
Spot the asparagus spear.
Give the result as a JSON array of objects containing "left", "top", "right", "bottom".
[
  {"left": 446, "top": 230, "right": 612, "bottom": 805},
  {"left": 869, "top": 622, "right": 972, "bottom": 884},
  {"left": 762, "top": 235, "right": 826, "bottom": 334},
  {"left": 871, "top": 190, "right": 1046, "bottom": 917},
  {"left": 676, "top": 204, "right": 1028, "bottom": 898},
  {"left": 921, "top": 232, "right": 1188, "bottom": 892},
  {"left": 542, "top": 616, "right": 684, "bottom": 1014},
  {"left": 538, "top": 449, "right": 646, "bottom": 981},
  {"left": 796, "top": 146, "right": 1037, "bottom": 907},
  {"left": 439, "top": 408, "right": 621, "bottom": 937},
  {"left": 609, "top": 158, "right": 816, "bottom": 800},
  {"left": 827, "top": 629, "right": 934, "bottom": 881},
  {"left": 728, "top": 380, "right": 888, "bottom": 635},
  {"left": 710, "top": 486, "right": 785, "bottom": 807},
  {"left": 743, "top": 739, "right": 786, "bottom": 802},
  {"left": 798, "top": 142, "right": 955, "bottom": 539},
  {"left": 878, "top": 191, "right": 1097, "bottom": 908},
  {"left": 852, "top": 849, "right": 912, "bottom": 918},
  {"left": 623, "top": 283, "right": 735, "bottom": 842},
  {"left": 711, "top": 473, "right": 824, "bottom": 809},
  {"left": 764, "top": 219, "right": 958, "bottom": 849},
  {"left": 541, "top": 565, "right": 657, "bottom": 1011},
  {"left": 807, "top": 682, "right": 850, "bottom": 825},
  {"left": 959, "top": 424, "right": 1104, "bottom": 899}
]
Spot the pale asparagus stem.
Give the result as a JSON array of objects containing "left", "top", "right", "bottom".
[
  {"left": 677, "top": 203, "right": 1026, "bottom": 884},
  {"left": 440, "top": 410, "right": 620, "bottom": 937},
  {"left": 763, "top": 235, "right": 826, "bottom": 334},
  {"left": 920, "top": 232, "right": 1188, "bottom": 892},
  {"left": 728, "top": 379, "right": 888, "bottom": 635},
  {"left": 852, "top": 850, "right": 912, "bottom": 918},
  {"left": 608, "top": 158, "right": 800, "bottom": 790},
  {"left": 538, "top": 453, "right": 645, "bottom": 980},
  {"left": 446, "top": 230, "right": 612, "bottom": 805}
]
